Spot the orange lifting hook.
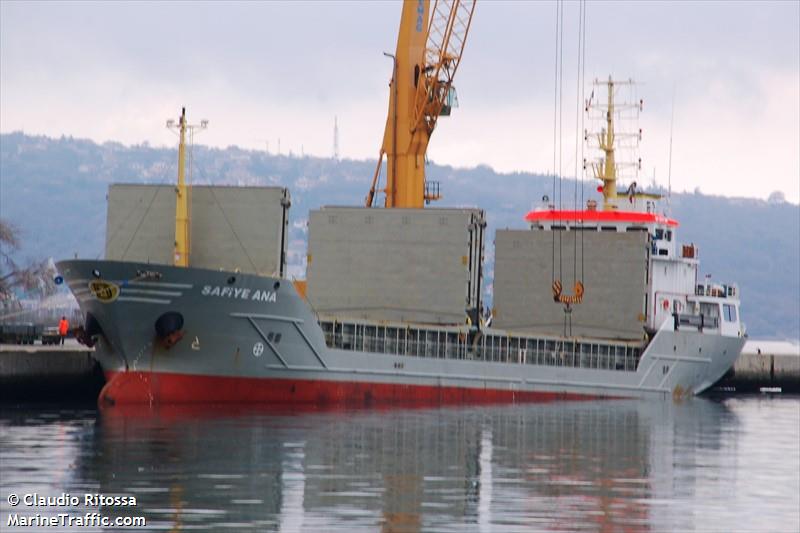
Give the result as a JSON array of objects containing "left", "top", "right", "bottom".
[{"left": 552, "top": 279, "right": 585, "bottom": 305}]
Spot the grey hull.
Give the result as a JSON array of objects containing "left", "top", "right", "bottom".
[{"left": 57, "top": 259, "right": 744, "bottom": 404}]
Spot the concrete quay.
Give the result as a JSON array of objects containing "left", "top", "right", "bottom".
[
  {"left": 0, "top": 340, "right": 104, "bottom": 403},
  {"left": 714, "top": 340, "right": 800, "bottom": 393}
]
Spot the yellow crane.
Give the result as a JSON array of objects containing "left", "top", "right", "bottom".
[{"left": 366, "top": 0, "right": 476, "bottom": 208}]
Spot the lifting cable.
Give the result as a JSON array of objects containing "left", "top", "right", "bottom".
[
  {"left": 579, "top": 0, "right": 586, "bottom": 286},
  {"left": 572, "top": 0, "right": 583, "bottom": 290},
  {"left": 550, "top": 0, "right": 561, "bottom": 291},
  {"left": 550, "top": 0, "right": 587, "bottom": 336},
  {"left": 557, "top": 0, "right": 564, "bottom": 290}
]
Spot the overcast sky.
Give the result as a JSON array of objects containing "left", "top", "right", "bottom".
[{"left": 1, "top": 1, "right": 798, "bottom": 202}]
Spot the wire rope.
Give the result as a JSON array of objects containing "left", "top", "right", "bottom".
[
  {"left": 209, "top": 187, "right": 259, "bottom": 274},
  {"left": 572, "top": 0, "right": 584, "bottom": 287},
  {"left": 120, "top": 185, "right": 161, "bottom": 261},
  {"left": 551, "top": 0, "right": 561, "bottom": 285},
  {"left": 580, "top": 0, "right": 587, "bottom": 284},
  {"left": 557, "top": 0, "right": 564, "bottom": 285}
]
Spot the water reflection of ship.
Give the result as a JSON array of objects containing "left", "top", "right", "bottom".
[{"left": 77, "top": 400, "right": 736, "bottom": 531}]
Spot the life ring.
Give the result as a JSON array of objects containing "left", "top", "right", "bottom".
[{"left": 662, "top": 299, "right": 670, "bottom": 311}]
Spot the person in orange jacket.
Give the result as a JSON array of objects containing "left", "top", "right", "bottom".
[{"left": 58, "top": 316, "right": 69, "bottom": 345}]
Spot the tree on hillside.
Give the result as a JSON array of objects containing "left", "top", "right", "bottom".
[{"left": 768, "top": 191, "right": 786, "bottom": 204}]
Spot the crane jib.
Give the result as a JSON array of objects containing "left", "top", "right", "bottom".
[{"left": 367, "top": 0, "right": 476, "bottom": 208}]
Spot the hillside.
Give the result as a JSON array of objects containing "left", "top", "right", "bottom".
[{"left": 1, "top": 132, "right": 798, "bottom": 339}]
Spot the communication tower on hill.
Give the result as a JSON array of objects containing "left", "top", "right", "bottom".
[{"left": 333, "top": 116, "right": 340, "bottom": 161}]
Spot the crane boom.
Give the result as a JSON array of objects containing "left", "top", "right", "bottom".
[
  {"left": 366, "top": 0, "right": 476, "bottom": 208},
  {"left": 413, "top": 0, "right": 474, "bottom": 135}
]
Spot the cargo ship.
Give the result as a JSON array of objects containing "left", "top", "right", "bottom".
[{"left": 56, "top": 1, "right": 744, "bottom": 405}]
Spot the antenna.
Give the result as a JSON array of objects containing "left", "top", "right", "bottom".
[
  {"left": 254, "top": 139, "right": 270, "bottom": 154},
  {"left": 585, "top": 78, "right": 639, "bottom": 210},
  {"left": 667, "top": 86, "right": 675, "bottom": 216},
  {"left": 333, "top": 115, "right": 340, "bottom": 161},
  {"left": 585, "top": 77, "right": 660, "bottom": 211}
]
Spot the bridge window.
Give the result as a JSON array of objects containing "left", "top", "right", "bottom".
[
  {"left": 723, "top": 304, "right": 737, "bottom": 322},
  {"left": 700, "top": 302, "right": 721, "bottom": 328}
]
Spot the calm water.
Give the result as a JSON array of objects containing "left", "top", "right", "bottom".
[{"left": 1, "top": 397, "right": 798, "bottom": 532}]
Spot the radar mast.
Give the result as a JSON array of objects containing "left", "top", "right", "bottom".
[{"left": 585, "top": 76, "right": 659, "bottom": 211}]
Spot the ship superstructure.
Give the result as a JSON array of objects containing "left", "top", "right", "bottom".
[{"left": 495, "top": 78, "right": 743, "bottom": 344}]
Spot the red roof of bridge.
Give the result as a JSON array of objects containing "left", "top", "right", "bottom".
[{"left": 525, "top": 209, "right": 679, "bottom": 227}]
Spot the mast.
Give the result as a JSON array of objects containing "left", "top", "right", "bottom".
[
  {"left": 599, "top": 77, "right": 617, "bottom": 209},
  {"left": 166, "top": 108, "right": 207, "bottom": 267},
  {"left": 586, "top": 76, "right": 658, "bottom": 210},
  {"left": 175, "top": 108, "right": 189, "bottom": 267}
]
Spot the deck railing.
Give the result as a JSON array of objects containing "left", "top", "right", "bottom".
[{"left": 320, "top": 319, "right": 642, "bottom": 373}]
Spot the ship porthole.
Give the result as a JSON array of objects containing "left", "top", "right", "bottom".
[
  {"left": 92, "top": 269, "right": 101, "bottom": 278},
  {"left": 227, "top": 276, "right": 236, "bottom": 285},
  {"left": 273, "top": 281, "right": 280, "bottom": 291}
]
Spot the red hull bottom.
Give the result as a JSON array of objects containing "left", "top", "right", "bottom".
[{"left": 100, "top": 371, "right": 608, "bottom": 406}]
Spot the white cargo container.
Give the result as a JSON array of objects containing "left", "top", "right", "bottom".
[
  {"left": 306, "top": 207, "right": 485, "bottom": 325},
  {"left": 105, "top": 184, "right": 289, "bottom": 276},
  {"left": 493, "top": 229, "right": 649, "bottom": 340}
]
